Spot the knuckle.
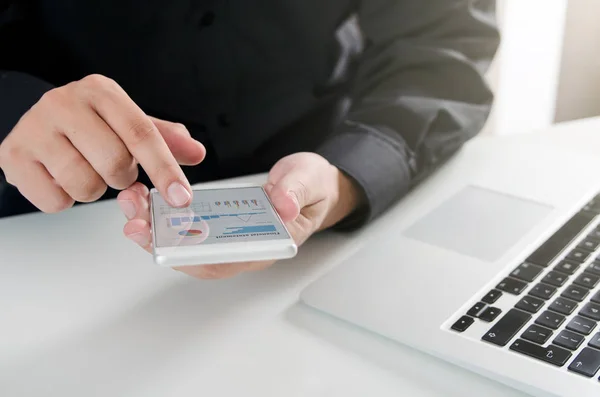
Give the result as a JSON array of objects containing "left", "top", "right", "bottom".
[
  {"left": 288, "top": 180, "right": 307, "bottom": 207},
  {"left": 75, "top": 176, "right": 107, "bottom": 202},
  {"left": 58, "top": 151, "right": 87, "bottom": 176},
  {"left": 155, "top": 162, "right": 182, "bottom": 184},
  {"left": 56, "top": 155, "right": 105, "bottom": 202},
  {"left": 0, "top": 142, "right": 23, "bottom": 165},
  {"left": 173, "top": 123, "right": 188, "bottom": 135},
  {"left": 39, "top": 87, "right": 62, "bottom": 103},
  {"left": 42, "top": 194, "right": 75, "bottom": 214},
  {"left": 127, "top": 118, "right": 157, "bottom": 146},
  {"left": 38, "top": 87, "right": 70, "bottom": 109},
  {"left": 77, "top": 74, "right": 121, "bottom": 103},
  {"left": 119, "top": 169, "right": 139, "bottom": 190},
  {"left": 81, "top": 74, "right": 115, "bottom": 89},
  {"left": 104, "top": 151, "right": 138, "bottom": 188}
]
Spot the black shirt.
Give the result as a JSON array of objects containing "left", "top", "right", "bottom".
[{"left": 0, "top": 0, "right": 500, "bottom": 223}]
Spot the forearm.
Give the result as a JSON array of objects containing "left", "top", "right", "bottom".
[{"left": 318, "top": 0, "right": 500, "bottom": 228}]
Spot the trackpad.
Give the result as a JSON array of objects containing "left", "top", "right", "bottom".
[{"left": 403, "top": 186, "right": 552, "bottom": 262}]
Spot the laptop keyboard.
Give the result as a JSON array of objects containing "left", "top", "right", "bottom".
[{"left": 451, "top": 194, "right": 600, "bottom": 381}]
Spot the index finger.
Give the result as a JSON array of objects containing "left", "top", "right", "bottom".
[{"left": 80, "top": 75, "right": 192, "bottom": 207}]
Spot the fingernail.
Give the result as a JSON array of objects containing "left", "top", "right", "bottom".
[
  {"left": 127, "top": 232, "right": 150, "bottom": 247},
  {"left": 167, "top": 182, "right": 191, "bottom": 207},
  {"left": 118, "top": 200, "right": 136, "bottom": 220}
]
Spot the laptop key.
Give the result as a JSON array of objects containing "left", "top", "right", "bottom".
[
  {"left": 536, "top": 310, "right": 566, "bottom": 330},
  {"left": 510, "top": 263, "right": 544, "bottom": 283},
  {"left": 588, "top": 226, "right": 600, "bottom": 242},
  {"left": 542, "top": 271, "right": 568, "bottom": 287},
  {"left": 554, "top": 260, "right": 580, "bottom": 276},
  {"left": 553, "top": 330, "right": 585, "bottom": 350},
  {"left": 579, "top": 238, "right": 600, "bottom": 252},
  {"left": 451, "top": 316, "right": 474, "bottom": 332},
  {"left": 522, "top": 324, "right": 553, "bottom": 344},
  {"left": 580, "top": 302, "right": 600, "bottom": 321},
  {"left": 482, "top": 309, "right": 531, "bottom": 347},
  {"left": 567, "top": 248, "right": 591, "bottom": 264},
  {"left": 529, "top": 283, "right": 557, "bottom": 300},
  {"left": 587, "top": 262, "right": 600, "bottom": 276},
  {"left": 496, "top": 277, "right": 528, "bottom": 295},
  {"left": 568, "top": 348, "right": 600, "bottom": 377},
  {"left": 467, "top": 302, "right": 487, "bottom": 317},
  {"left": 549, "top": 297, "right": 578, "bottom": 315},
  {"left": 510, "top": 339, "right": 572, "bottom": 367},
  {"left": 516, "top": 295, "right": 545, "bottom": 313},
  {"left": 479, "top": 307, "right": 502, "bottom": 322},
  {"left": 562, "top": 284, "right": 590, "bottom": 302},
  {"left": 481, "top": 289, "right": 502, "bottom": 304},
  {"left": 574, "top": 272, "right": 600, "bottom": 289},
  {"left": 526, "top": 213, "right": 595, "bottom": 267},
  {"left": 566, "top": 315, "right": 597, "bottom": 336},
  {"left": 591, "top": 290, "right": 600, "bottom": 304},
  {"left": 589, "top": 332, "right": 600, "bottom": 349}
]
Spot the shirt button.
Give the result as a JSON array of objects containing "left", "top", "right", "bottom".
[{"left": 199, "top": 11, "right": 215, "bottom": 28}]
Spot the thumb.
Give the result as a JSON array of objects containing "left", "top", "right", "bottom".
[
  {"left": 150, "top": 117, "right": 206, "bottom": 166},
  {"left": 267, "top": 168, "right": 318, "bottom": 223}
]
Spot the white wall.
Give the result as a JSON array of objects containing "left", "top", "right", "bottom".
[
  {"left": 484, "top": 0, "right": 568, "bottom": 136},
  {"left": 554, "top": 0, "right": 600, "bottom": 122}
]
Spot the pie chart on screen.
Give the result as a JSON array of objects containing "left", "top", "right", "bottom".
[
  {"left": 179, "top": 229, "right": 203, "bottom": 237},
  {"left": 172, "top": 218, "right": 209, "bottom": 244}
]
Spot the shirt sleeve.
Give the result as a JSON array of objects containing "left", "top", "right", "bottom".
[
  {"left": 0, "top": 71, "right": 54, "bottom": 141},
  {"left": 317, "top": 0, "right": 500, "bottom": 229},
  {"left": 0, "top": 1, "right": 54, "bottom": 142}
]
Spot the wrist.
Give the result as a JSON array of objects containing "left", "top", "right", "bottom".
[{"left": 322, "top": 166, "right": 366, "bottom": 229}]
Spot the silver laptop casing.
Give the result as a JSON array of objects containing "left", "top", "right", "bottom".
[{"left": 301, "top": 134, "right": 600, "bottom": 397}]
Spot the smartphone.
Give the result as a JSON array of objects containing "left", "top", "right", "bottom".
[{"left": 149, "top": 183, "right": 298, "bottom": 267}]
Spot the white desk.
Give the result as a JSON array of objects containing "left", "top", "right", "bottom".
[{"left": 2, "top": 117, "right": 600, "bottom": 397}]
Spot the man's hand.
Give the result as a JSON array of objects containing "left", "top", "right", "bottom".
[
  {"left": 0, "top": 74, "right": 205, "bottom": 213},
  {"left": 119, "top": 152, "right": 364, "bottom": 279}
]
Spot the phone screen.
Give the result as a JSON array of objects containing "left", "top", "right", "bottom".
[{"left": 152, "top": 186, "right": 290, "bottom": 248}]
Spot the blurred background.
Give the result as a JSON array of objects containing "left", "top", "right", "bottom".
[{"left": 483, "top": 0, "right": 600, "bottom": 135}]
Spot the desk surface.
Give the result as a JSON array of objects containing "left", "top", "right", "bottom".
[{"left": 3, "top": 117, "right": 600, "bottom": 397}]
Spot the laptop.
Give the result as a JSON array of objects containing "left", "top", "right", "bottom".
[{"left": 300, "top": 131, "right": 600, "bottom": 397}]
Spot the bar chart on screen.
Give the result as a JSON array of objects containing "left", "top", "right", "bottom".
[
  {"left": 167, "top": 212, "right": 267, "bottom": 227},
  {"left": 223, "top": 225, "right": 278, "bottom": 235}
]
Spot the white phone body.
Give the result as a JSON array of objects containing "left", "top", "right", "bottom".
[{"left": 150, "top": 183, "right": 297, "bottom": 267}]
